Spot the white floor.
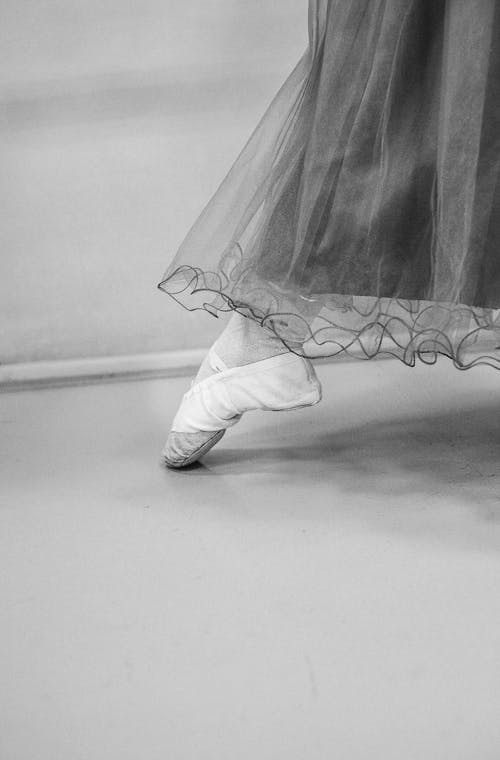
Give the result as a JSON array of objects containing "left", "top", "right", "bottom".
[{"left": 1, "top": 357, "right": 500, "bottom": 760}]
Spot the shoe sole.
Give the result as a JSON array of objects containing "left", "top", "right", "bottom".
[{"left": 163, "top": 429, "right": 226, "bottom": 469}]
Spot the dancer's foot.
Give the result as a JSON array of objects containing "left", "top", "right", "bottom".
[{"left": 163, "top": 314, "right": 321, "bottom": 468}]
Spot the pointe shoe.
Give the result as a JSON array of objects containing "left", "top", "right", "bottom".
[{"left": 163, "top": 347, "right": 322, "bottom": 468}]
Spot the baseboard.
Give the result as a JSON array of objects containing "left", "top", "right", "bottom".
[
  {"left": 0, "top": 349, "right": 208, "bottom": 392},
  {"left": 0, "top": 344, "right": 400, "bottom": 392}
]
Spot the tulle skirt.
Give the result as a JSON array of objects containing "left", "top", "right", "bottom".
[{"left": 159, "top": 0, "right": 500, "bottom": 369}]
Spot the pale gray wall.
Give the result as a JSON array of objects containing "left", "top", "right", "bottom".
[{"left": 0, "top": 0, "right": 307, "bottom": 363}]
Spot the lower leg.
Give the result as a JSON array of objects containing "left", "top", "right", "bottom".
[
  {"left": 214, "top": 312, "right": 291, "bottom": 366},
  {"left": 195, "top": 312, "right": 293, "bottom": 383}
]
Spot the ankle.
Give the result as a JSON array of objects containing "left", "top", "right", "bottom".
[{"left": 213, "top": 312, "right": 290, "bottom": 368}]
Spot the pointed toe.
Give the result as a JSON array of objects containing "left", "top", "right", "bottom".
[{"left": 163, "top": 429, "right": 225, "bottom": 469}]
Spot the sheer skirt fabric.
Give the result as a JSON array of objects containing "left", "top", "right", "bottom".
[{"left": 159, "top": 0, "right": 500, "bottom": 369}]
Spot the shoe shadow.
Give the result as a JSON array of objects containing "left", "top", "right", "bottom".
[
  {"left": 162, "top": 393, "right": 500, "bottom": 554},
  {"left": 203, "top": 401, "right": 500, "bottom": 509}
]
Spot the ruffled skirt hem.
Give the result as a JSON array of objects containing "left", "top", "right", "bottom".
[{"left": 159, "top": 265, "right": 500, "bottom": 370}]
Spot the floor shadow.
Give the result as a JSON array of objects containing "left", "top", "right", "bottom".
[
  {"left": 200, "top": 400, "right": 500, "bottom": 508},
  {"left": 173, "top": 400, "right": 500, "bottom": 555}
]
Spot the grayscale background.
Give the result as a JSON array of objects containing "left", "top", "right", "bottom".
[{"left": 0, "top": 0, "right": 306, "bottom": 363}]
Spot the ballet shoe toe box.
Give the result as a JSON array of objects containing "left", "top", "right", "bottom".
[{"left": 163, "top": 429, "right": 225, "bottom": 468}]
